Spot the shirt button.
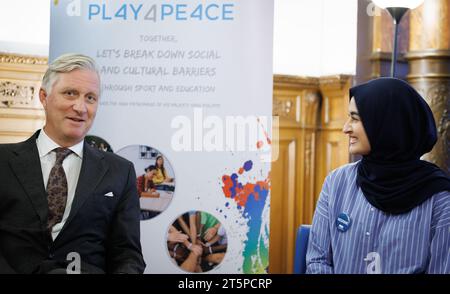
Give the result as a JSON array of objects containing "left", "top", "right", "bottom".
[
  {"left": 366, "top": 232, "right": 370, "bottom": 236},
  {"left": 371, "top": 208, "right": 375, "bottom": 212}
]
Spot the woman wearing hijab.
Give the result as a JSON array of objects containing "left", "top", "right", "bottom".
[{"left": 306, "top": 78, "right": 450, "bottom": 274}]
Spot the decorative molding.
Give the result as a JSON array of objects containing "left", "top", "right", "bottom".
[
  {"left": 274, "top": 74, "right": 319, "bottom": 90},
  {"left": 406, "top": 49, "right": 450, "bottom": 80},
  {"left": 273, "top": 96, "right": 295, "bottom": 119},
  {"left": 319, "top": 75, "right": 353, "bottom": 90},
  {"left": 305, "top": 91, "right": 319, "bottom": 104},
  {"left": 301, "top": 91, "right": 321, "bottom": 127},
  {"left": 324, "top": 96, "right": 329, "bottom": 124},
  {"left": 273, "top": 75, "right": 322, "bottom": 124},
  {"left": 326, "top": 141, "right": 339, "bottom": 175},
  {"left": 0, "top": 111, "right": 45, "bottom": 120},
  {"left": 0, "top": 130, "right": 36, "bottom": 137},
  {"left": 0, "top": 53, "right": 48, "bottom": 65},
  {"left": 0, "top": 81, "right": 35, "bottom": 107},
  {"left": 370, "top": 51, "right": 407, "bottom": 62},
  {"left": 274, "top": 74, "right": 352, "bottom": 92},
  {"left": 304, "top": 132, "right": 313, "bottom": 178},
  {"left": 408, "top": 73, "right": 450, "bottom": 79},
  {"left": 405, "top": 49, "right": 450, "bottom": 60}
]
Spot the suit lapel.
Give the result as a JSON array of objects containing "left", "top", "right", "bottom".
[
  {"left": 8, "top": 131, "right": 48, "bottom": 225},
  {"left": 60, "top": 142, "right": 109, "bottom": 234}
]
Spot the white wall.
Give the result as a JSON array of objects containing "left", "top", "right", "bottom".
[
  {"left": 274, "top": 0, "right": 358, "bottom": 76},
  {"left": 0, "top": 0, "right": 49, "bottom": 56},
  {"left": 0, "top": 0, "right": 358, "bottom": 76}
]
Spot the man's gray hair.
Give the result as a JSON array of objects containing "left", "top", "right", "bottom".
[{"left": 41, "top": 53, "right": 100, "bottom": 95}]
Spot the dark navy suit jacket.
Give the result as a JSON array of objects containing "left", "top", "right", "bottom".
[{"left": 0, "top": 131, "right": 145, "bottom": 273}]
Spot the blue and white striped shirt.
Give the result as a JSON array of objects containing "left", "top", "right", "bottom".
[{"left": 306, "top": 161, "right": 450, "bottom": 274}]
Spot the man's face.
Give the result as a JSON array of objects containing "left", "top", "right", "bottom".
[
  {"left": 342, "top": 97, "right": 371, "bottom": 156},
  {"left": 39, "top": 69, "right": 100, "bottom": 147}
]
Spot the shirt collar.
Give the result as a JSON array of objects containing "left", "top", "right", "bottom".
[{"left": 36, "top": 129, "right": 84, "bottom": 159}]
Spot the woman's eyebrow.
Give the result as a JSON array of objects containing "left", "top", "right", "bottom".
[{"left": 350, "top": 111, "right": 360, "bottom": 117}]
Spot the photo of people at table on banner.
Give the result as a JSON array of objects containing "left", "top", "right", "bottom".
[{"left": 116, "top": 145, "right": 175, "bottom": 220}]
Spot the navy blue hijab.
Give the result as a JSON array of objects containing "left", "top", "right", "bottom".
[{"left": 350, "top": 78, "right": 450, "bottom": 214}]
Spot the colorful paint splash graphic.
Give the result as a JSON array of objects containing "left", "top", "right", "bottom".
[{"left": 222, "top": 160, "right": 270, "bottom": 273}]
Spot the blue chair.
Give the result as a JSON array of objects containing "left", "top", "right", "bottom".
[{"left": 293, "top": 224, "right": 311, "bottom": 274}]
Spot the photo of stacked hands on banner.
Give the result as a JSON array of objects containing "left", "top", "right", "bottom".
[
  {"left": 168, "top": 211, "right": 227, "bottom": 273},
  {"left": 117, "top": 145, "right": 175, "bottom": 220}
]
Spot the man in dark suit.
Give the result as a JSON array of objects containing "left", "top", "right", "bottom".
[{"left": 0, "top": 53, "right": 145, "bottom": 274}]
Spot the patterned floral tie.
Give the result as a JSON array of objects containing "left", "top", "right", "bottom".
[{"left": 47, "top": 147, "right": 72, "bottom": 231}]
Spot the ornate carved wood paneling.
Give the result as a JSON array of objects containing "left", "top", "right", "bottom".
[
  {"left": 0, "top": 53, "right": 47, "bottom": 143},
  {"left": 0, "top": 53, "right": 47, "bottom": 65},
  {"left": 270, "top": 75, "right": 350, "bottom": 274},
  {"left": 270, "top": 75, "right": 320, "bottom": 274},
  {"left": 0, "top": 80, "right": 36, "bottom": 108},
  {"left": 317, "top": 75, "right": 352, "bottom": 205},
  {"left": 269, "top": 133, "right": 299, "bottom": 274}
]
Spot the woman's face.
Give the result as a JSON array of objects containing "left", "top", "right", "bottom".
[
  {"left": 342, "top": 98, "right": 371, "bottom": 156},
  {"left": 157, "top": 157, "right": 163, "bottom": 167}
]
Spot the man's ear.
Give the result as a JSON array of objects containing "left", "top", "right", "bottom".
[{"left": 39, "top": 88, "right": 48, "bottom": 109}]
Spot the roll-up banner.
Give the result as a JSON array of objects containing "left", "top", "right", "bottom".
[{"left": 50, "top": 0, "right": 274, "bottom": 273}]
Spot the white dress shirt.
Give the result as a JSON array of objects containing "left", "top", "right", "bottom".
[{"left": 36, "top": 129, "right": 84, "bottom": 240}]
